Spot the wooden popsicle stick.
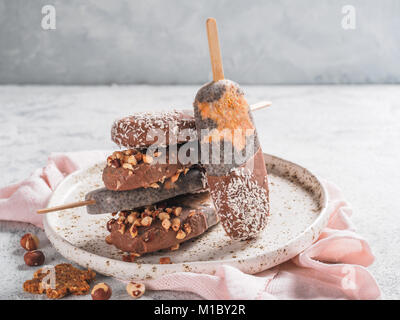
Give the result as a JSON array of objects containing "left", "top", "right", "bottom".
[
  {"left": 206, "top": 18, "right": 224, "bottom": 81},
  {"left": 37, "top": 199, "right": 96, "bottom": 214},
  {"left": 250, "top": 101, "right": 272, "bottom": 111}
]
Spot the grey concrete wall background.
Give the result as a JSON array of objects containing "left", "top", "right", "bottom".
[{"left": 0, "top": 0, "right": 399, "bottom": 85}]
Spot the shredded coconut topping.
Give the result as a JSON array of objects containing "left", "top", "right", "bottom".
[
  {"left": 211, "top": 167, "right": 269, "bottom": 240},
  {"left": 111, "top": 110, "right": 196, "bottom": 148}
]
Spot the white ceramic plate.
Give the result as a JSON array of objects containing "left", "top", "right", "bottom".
[{"left": 44, "top": 154, "right": 329, "bottom": 281}]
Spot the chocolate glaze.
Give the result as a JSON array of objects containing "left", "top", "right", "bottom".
[
  {"left": 108, "top": 192, "right": 219, "bottom": 254},
  {"left": 103, "top": 161, "right": 190, "bottom": 191}
]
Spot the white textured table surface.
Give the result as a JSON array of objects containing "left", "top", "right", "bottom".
[{"left": 0, "top": 85, "right": 399, "bottom": 300}]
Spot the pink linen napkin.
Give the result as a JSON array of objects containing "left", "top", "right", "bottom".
[
  {"left": 0, "top": 151, "right": 381, "bottom": 300},
  {"left": 0, "top": 151, "right": 108, "bottom": 228}
]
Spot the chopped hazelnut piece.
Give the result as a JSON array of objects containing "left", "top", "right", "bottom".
[
  {"left": 126, "top": 282, "right": 145, "bottom": 299},
  {"left": 176, "top": 230, "right": 186, "bottom": 240},
  {"left": 162, "top": 219, "right": 172, "bottom": 231},
  {"left": 122, "top": 163, "right": 134, "bottom": 170},
  {"left": 171, "top": 218, "right": 180, "bottom": 232},
  {"left": 142, "top": 155, "right": 153, "bottom": 164},
  {"left": 150, "top": 183, "right": 159, "bottom": 188},
  {"left": 127, "top": 155, "right": 137, "bottom": 165},
  {"left": 184, "top": 168, "right": 189, "bottom": 174},
  {"left": 165, "top": 208, "right": 173, "bottom": 214},
  {"left": 170, "top": 244, "right": 180, "bottom": 251},
  {"left": 113, "top": 151, "right": 123, "bottom": 160},
  {"left": 159, "top": 257, "right": 171, "bottom": 264},
  {"left": 141, "top": 216, "right": 153, "bottom": 227},
  {"left": 129, "top": 225, "right": 138, "bottom": 238},
  {"left": 173, "top": 207, "right": 182, "bottom": 216},
  {"left": 145, "top": 206, "right": 154, "bottom": 212},
  {"left": 133, "top": 219, "right": 141, "bottom": 227},
  {"left": 183, "top": 223, "right": 192, "bottom": 235},
  {"left": 127, "top": 213, "right": 136, "bottom": 224},
  {"left": 123, "top": 149, "right": 134, "bottom": 156},
  {"left": 158, "top": 212, "right": 170, "bottom": 221},
  {"left": 170, "top": 172, "right": 180, "bottom": 183},
  {"left": 118, "top": 224, "right": 126, "bottom": 235},
  {"left": 117, "top": 216, "right": 125, "bottom": 224},
  {"left": 188, "top": 210, "right": 197, "bottom": 217}
]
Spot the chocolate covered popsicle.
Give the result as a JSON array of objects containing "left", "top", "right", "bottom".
[
  {"left": 86, "top": 167, "right": 207, "bottom": 215},
  {"left": 192, "top": 19, "right": 270, "bottom": 240},
  {"left": 111, "top": 103, "right": 270, "bottom": 150},
  {"left": 106, "top": 192, "right": 218, "bottom": 255},
  {"left": 111, "top": 110, "right": 196, "bottom": 149},
  {"left": 103, "top": 145, "right": 198, "bottom": 191}
]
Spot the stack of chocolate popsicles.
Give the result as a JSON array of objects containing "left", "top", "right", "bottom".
[
  {"left": 87, "top": 89, "right": 271, "bottom": 255},
  {"left": 86, "top": 110, "right": 220, "bottom": 256},
  {"left": 38, "top": 18, "right": 271, "bottom": 259}
]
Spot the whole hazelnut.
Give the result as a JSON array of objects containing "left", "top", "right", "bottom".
[
  {"left": 24, "top": 250, "right": 45, "bottom": 266},
  {"left": 20, "top": 233, "right": 40, "bottom": 251},
  {"left": 91, "top": 283, "right": 112, "bottom": 300},
  {"left": 126, "top": 282, "right": 145, "bottom": 299}
]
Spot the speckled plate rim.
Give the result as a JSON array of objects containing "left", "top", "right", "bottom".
[{"left": 44, "top": 153, "right": 329, "bottom": 280}]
